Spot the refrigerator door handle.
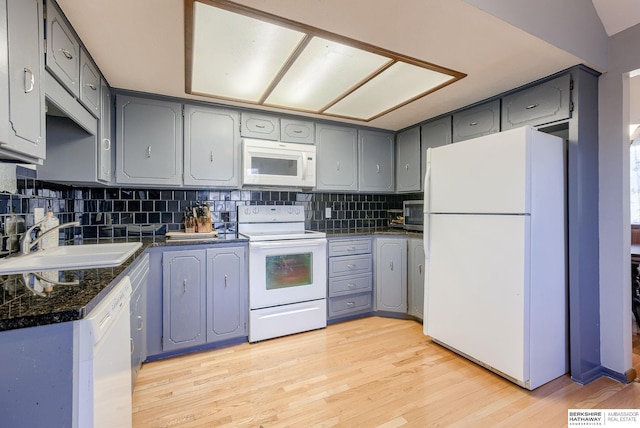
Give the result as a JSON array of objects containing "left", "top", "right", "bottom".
[{"left": 424, "top": 149, "right": 432, "bottom": 260}]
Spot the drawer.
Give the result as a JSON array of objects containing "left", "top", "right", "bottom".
[
  {"left": 328, "top": 273, "right": 372, "bottom": 297},
  {"left": 328, "top": 292, "right": 372, "bottom": 318},
  {"left": 328, "top": 238, "right": 372, "bottom": 257},
  {"left": 501, "top": 74, "right": 571, "bottom": 130},
  {"left": 281, "top": 119, "right": 315, "bottom": 144},
  {"left": 329, "top": 254, "right": 372, "bottom": 277},
  {"left": 240, "top": 112, "right": 280, "bottom": 140},
  {"left": 452, "top": 100, "right": 500, "bottom": 143}
]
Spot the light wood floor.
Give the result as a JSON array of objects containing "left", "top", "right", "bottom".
[{"left": 132, "top": 317, "right": 640, "bottom": 427}]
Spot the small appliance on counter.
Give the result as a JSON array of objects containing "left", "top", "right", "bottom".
[{"left": 402, "top": 200, "right": 424, "bottom": 231}]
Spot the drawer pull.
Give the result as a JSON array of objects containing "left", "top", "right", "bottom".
[
  {"left": 87, "top": 83, "right": 97, "bottom": 91},
  {"left": 469, "top": 121, "right": 479, "bottom": 126},
  {"left": 255, "top": 124, "right": 266, "bottom": 129},
  {"left": 526, "top": 103, "right": 539, "bottom": 110},
  {"left": 347, "top": 246, "right": 356, "bottom": 251},
  {"left": 347, "top": 283, "right": 356, "bottom": 288},
  {"left": 60, "top": 48, "right": 73, "bottom": 60},
  {"left": 346, "top": 301, "right": 355, "bottom": 307},
  {"left": 347, "top": 263, "right": 356, "bottom": 269},
  {"left": 293, "top": 129, "right": 302, "bottom": 134}
]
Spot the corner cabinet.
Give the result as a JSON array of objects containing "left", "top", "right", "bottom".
[
  {"left": 375, "top": 237, "right": 407, "bottom": 313},
  {"left": 0, "top": 0, "right": 46, "bottom": 164},
  {"left": 407, "top": 237, "right": 425, "bottom": 320},
  {"left": 116, "top": 95, "right": 183, "bottom": 186},
  {"left": 395, "top": 126, "right": 421, "bottom": 193},
  {"left": 358, "top": 129, "right": 394, "bottom": 192},
  {"left": 162, "top": 246, "right": 247, "bottom": 353},
  {"left": 316, "top": 124, "right": 358, "bottom": 191},
  {"left": 184, "top": 105, "right": 241, "bottom": 188}
]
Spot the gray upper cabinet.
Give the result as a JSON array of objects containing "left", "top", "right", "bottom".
[
  {"left": 116, "top": 95, "right": 183, "bottom": 186},
  {"left": 240, "top": 112, "right": 279, "bottom": 140},
  {"left": 98, "top": 79, "right": 111, "bottom": 183},
  {"left": 281, "top": 118, "right": 315, "bottom": 144},
  {"left": 421, "top": 115, "right": 452, "bottom": 190},
  {"left": 452, "top": 99, "right": 500, "bottom": 143},
  {"left": 79, "top": 49, "right": 101, "bottom": 117},
  {"left": 316, "top": 124, "right": 358, "bottom": 191},
  {"left": 395, "top": 126, "right": 421, "bottom": 193},
  {"left": 1, "top": 0, "right": 46, "bottom": 164},
  {"left": 501, "top": 74, "right": 571, "bottom": 130},
  {"left": 45, "top": 1, "right": 80, "bottom": 98},
  {"left": 184, "top": 105, "right": 240, "bottom": 188},
  {"left": 358, "top": 129, "right": 394, "bottom": 192}
]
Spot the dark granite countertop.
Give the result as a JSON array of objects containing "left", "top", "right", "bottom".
[
  {"left": 326, "top": 228, "right": 423, "bottom": 238},
  {"left": 0, "top": 235, "right": 249, "bottom": 332}
]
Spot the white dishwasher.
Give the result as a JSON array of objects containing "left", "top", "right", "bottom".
[{"left": 74, "top": 276, "right": 133, "bottom": 428}]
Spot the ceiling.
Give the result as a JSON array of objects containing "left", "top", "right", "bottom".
[{"left": 55, "top": 0, "right": 635, "bottom": 131}]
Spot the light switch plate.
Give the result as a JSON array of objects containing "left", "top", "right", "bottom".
[{"left": 325, "top": 207, "right": 332, "bottom": 218}]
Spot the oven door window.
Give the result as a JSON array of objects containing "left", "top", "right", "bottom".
[
  {"left": 265, "top": 252, "right": 312, "bottom": 289},
  {"left": 250, "top": 156, "right": 298, "bottom": 176}
]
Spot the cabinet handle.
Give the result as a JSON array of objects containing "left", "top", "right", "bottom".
[
  {"left": 103, "top": 138, "right": 111, "bottom": 151},
  {"left": 376, "top": 164, "right": 380, "bottom": 173},
  {"left": 405, "top": 164, "right": 409, "bottom": 170},
  {"left": 147, "top": 146, "right": 152, "bottom": 158},
  {"left": 131, "top": 338, "right": 135, "bottom": 355},
  {"left": 526, "top": 103, "right": 539, "bottom": 110},
  {"left": 224, "top": 275, "right": 228, "bottom": 288},
  {"left": 87, "top": 83, "right": 97, "bottom": 91},
  {"left": 210, "top": 151, "right": 214, "bottom": 162},
  {"left": 293, "top": 129, "right": 302, "bottom": 134},
  {"left": 347, "top": 283, "right": 356, "bottom": 288},
  {"left": 255, "top": 124, "right": 266, "bottom": 129},
  {"left": 347, "top": 263, "right": 356, "bottom": 269},
  {"left": 390, "top": 261, "right": 394, "bottom": 271},
  {"left": 418, "top": 264, "right": 423, "bottom": 274},
  {"left": 347, "top": 301, "right": 355, "bottom": 307},
  {"left": 60, "top": 48, "right": 73, "bottom": 60},
  {"left": 23, "top": 68, "right": 35, "bottom": 93},
  {"left": 347, "top": 246, "right": 356, "bottom": 251},
  {"left": 183, "top": 279, "right": 187, "bottom": 292},
  {"left": 137, "top": 315, "right": 144, "bottom": 331},
  {"left": 336, "top": 161, "right": 340, "bottom": 171},
  {"left": 469, "top": 121, "right": 478, "bottom": 126}
]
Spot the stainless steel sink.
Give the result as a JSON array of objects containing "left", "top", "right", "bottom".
[{"left": 0, "top": 242, "right": 143, "bottom": 275}]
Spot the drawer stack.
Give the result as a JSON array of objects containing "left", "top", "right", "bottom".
[{"left": 327, "top": 238, "right": 373, "bottom": 320}]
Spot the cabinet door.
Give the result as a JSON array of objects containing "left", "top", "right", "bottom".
[
  {"left": 452, "top": 100, "right": 500, "bottom": 143},
  {"left": 3, "top": 0, "right": 45, "bottom": 162},
  {"left": 395, "top": 126, "right": 421, "bottom": 193},
  {"left": 206, "top": 247, "right": 247, "bottom": 341},
  {"left": 281, "top": 118, "right": 315, "bottom": 144},
  {"left": 240, "top": 112, "right": 279, "bottom": 140},
  {"left": 98, "top": 79, "right": 111, "bottom": 182},
  {"left": 358, "top": 130, "right": 394, "bottom": 192},
  {"left": 407, "top": 238, "right": 425, "bottom": 320},
  {"left": 79, "top": 49, "right": 101, "bottom": 117},
  {"left": 184, "top": 105, "right": 240, "bottom": 187},
  {"left": 162, "top": 250, "right": 206, "bottom": 351},
  {"left": 501, "top": 74, "right": 571, "bottom": 130},
  {"left": 316, "top": 124, "right": 358, "bottom": 191},
  {"left": 116, "top": 95, "right": 183, "bottom": 186},
  {"left": 421, "top": 116, "right": 451, "bottom": 189},
  {"left": 45, "top": 1, "right": 79, "bottom": 98},
  {"left": 375, "top": 238, "right": 407, "bottom": 313}
]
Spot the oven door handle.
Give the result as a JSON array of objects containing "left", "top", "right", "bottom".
[{"left": 249, "top": 238, "right": 326, "bottom": 250}]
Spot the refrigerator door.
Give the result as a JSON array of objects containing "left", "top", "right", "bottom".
[
  {"left": 424, "top": 213, "right": 530, "bottom": 386},
  {"left": 427, "top": 126, "right": 532, "bottom": 215}
]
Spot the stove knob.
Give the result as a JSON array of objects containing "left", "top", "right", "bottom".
[
  {"left": 244, "top": 207, "right": 250, "bottom": 214},
  {"left": 287, "top": 206, "right": 293, "bottom": 214},
  {"left": 253, "top": 207, "right": 259, "bottom": 214},
  {"left": 295, "top": 207, "right": 301, "bottom": 215}
]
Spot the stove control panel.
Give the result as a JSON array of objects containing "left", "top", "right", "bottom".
[{"left": 238, "top": 205, "right": 304, "bottom": 223}]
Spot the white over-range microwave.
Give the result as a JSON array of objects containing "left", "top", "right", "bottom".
[{"left": 242, "top": 138, "right": 316, "bottom": 188}]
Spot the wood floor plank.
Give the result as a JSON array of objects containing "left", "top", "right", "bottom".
[{"left": 132, "top": 317, "right": 640, "bottom": 427}]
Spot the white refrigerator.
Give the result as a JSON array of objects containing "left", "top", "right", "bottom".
[{"left": 423, "top": 126, "right": 567, "bottom": 390}]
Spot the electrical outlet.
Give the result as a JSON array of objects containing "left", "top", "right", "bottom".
[{"left": 325, "top": 207, "right": 332, "bottom": 218}]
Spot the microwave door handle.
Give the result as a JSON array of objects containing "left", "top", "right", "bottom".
[{"left": 301, "top": 154, "right": 307, "bottom": 180}]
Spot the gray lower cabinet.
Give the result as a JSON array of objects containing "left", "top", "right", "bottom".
[
  {"left": 327, "top": 238, "right": 373, "bottom": 320},
  {"left": 421, "top": 115, "right": 451, "bottom": 189},
  {"left": 407, "top": 237, "right": 425, "bottom": 320},
  {"left": 162, "top": 246, "right": 247, "bottom": 353},
  {"left": 116, "top": 95, "right": 183, "bottom": 186},
  {"left": 130, "top": 252, "right": 149, "bottom": 390},
  {"left": 45, "top": 0, "right": 80, "bottom": 98},
  {"left": 452, "top": 100, "right": 500, "bottom": 143},
  {"left": 316, "top": 124, "right": 358, "bottom": 191},
  {"left": 0, "top": 0, "right": 46, "bottom": 164},
  {"left": 501, "top": 74, "right": 571, "bottom": 130},
  {"left": 358, "top": 129, "right": 394, "bottom": 192},
  {"left": 375, "top": 237, "right": 407, "bottom": 313},
  {"left": 395, "top": 126, "right": 421, "bottom": 193},
  {"left": 184, "top": 104, "right": 241, "bottom": 187}
]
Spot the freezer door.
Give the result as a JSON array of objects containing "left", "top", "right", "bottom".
[
  {"left": 424, "top": 214, "right": 530, "bottom": 385},
  {"left": 427, "top": 126, "right": 531, "bottom": 215}
]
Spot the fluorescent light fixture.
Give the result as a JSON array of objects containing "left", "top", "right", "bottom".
[{"left": 186, "top": 0, "right": 466, "bottom": 121}]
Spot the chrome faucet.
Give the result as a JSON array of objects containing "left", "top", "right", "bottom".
[{"left": 20, "top": 221, "right": 80, "bottom": 255}]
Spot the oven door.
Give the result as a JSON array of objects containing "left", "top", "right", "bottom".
[{"left": 248, "top": 238, "right": 327, "bottom": 309}]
